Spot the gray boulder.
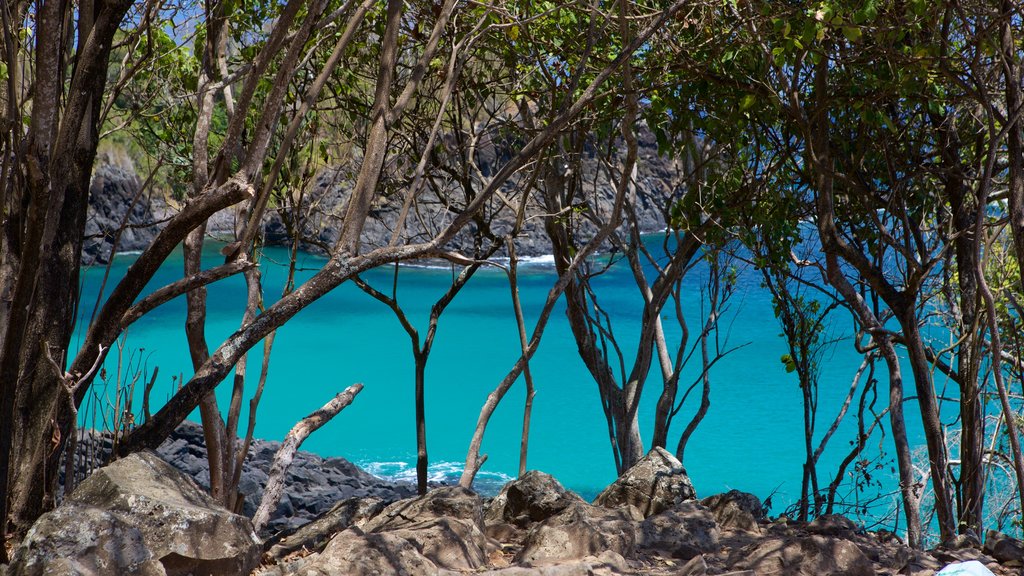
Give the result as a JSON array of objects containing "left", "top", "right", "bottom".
[
  {"left": 275, "top": 527, "right": 439, "bottom": 575},
  {"left": 485, "top": 471, "right": 584, "bottom": 528},
  {"left": 363, "top": 485, "right": 484, "bottom": 532},
  {"left": 361, "top": 486, "right": 491, "bottom": 571},
  {"left": 727, "top": 534, "right": 874, "bottom": 576},
  {"left": 701, "top": 490, "right": 764, "bottom": 534},
  {"left": 637, "top": 501, "right": 720, "bottom": 560},
  {"left": 10, "top": 450, "right": 260, "bottom": 576},
  {"left": 593, "top": 447, "right": 696, "bottom": 518},
  {"left": 263, "top": 496, "right": 388, "bottom": 561},
  {"left": 385, "top": 517, "right": 491, "bottom": 570},
  {"left": 516, "top": 502, "right": 637, "bottom": 565}
]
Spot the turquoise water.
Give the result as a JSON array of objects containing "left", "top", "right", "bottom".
[{"left": 74, "top": 238, "right": 916, "bottom": 514}]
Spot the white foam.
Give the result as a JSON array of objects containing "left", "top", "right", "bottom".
[{"left": 360, "top": 459, "right": 514, "bottom": 489}]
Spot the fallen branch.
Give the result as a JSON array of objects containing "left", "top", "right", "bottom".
[{"left": 251, "top": 383, "right": 364, "bottom": 534}]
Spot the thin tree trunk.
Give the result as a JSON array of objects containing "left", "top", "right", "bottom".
[{"left": 506, "top": 242, "right": 536, "bottom": 477}]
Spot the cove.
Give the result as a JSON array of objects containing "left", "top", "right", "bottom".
[{"left": 73, "top": 237, "right": 916, "bottom": 517}]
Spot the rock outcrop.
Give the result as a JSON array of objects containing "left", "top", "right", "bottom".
[
  {"left": 637, "top": 501, "right": 720, "bottom": 560},
  {"left": 13, "top": 428, "right": 1024, "bottom": 576},
  {"left": 592, "top": 446, "right": 697, "bottom": 518},
  {"left": 270, "top": 485, "right": 493, "bottom": 574},
  {"left": 84, "top": 163, "right": 160, "bottom": 264},
  {"left": 516, "top": 502, "right": 639, "bottom": 565},
  {"left": 10, "top": 451, "right": 260, "bottom": 576},
  {"left": 484, "top": 470, "right": 584, "bottom": 529},
  {"left": 67, "top": 421, "right": 417, "bottom": 537},
  {"left": 86, "top": 126, "right": 678, "bottom": 264}
]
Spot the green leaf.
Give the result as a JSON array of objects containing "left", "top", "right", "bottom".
[
  {"left": 842, "top": 26, "right": 862, "bottom": 42},
  {"left": 739, "top": 93, "right": 757, "bottom": 112}
]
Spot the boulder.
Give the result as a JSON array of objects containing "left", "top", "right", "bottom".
[
  {"left": 727, "top": 535, "right": 874, "bottom": 576},
  {"left": 516, "top": 502, "right": 637, "bottom": 565},
  {"left": 363, "top": 485, "right": 484, "bottom": 532},
  {"left": 10, "top": 450, "right": 260, "bottom": 576},
  {"left": 362, "top": 486, "right": 491, "bottom": 571},
  {"left": 701, "top": 490, "right": 764, "bottom": 534},
  {"left": 486, "top": 471, "right": 584, "bottom": 528},
  {"left": 593, "top": 447, "right": 696, "bottom": 518},
  {"left": 277, "top": 527, "right": 439, "bottom": 575},
  {"left": 984, "top": 530, "right": 1024, "bottom": 565},
  {"left": 637, "top": 501, "right": 720, "bottom": 560},
  {"left": 386, "top": 517, "right": 491, "bottom": 570},
  {"left": 263, "top": 496, "right": 388, "bottom": 561},
  {"left": 807, "top": 514, "right": 859, "bottom": 537}
]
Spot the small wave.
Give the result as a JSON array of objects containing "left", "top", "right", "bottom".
[
  {"left": 488, "top": 254, "right": 556, "bottom": 267},
  {"left": 360, "top": 460, "right": 513, "bottom": 495},
  {"left": 397, "top": 261, "right": 455, "bottom": 271}
]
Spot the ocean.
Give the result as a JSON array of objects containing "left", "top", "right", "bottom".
[{"left": 74, "top": 237, "right": 920, "bottom": 521}]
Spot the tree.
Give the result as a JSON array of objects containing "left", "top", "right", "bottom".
[{"left": 0, "top": 0, "right": 692, "bottom": 554}]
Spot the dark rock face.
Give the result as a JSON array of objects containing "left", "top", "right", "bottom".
[
  {"left": 592, "top": 446, "right": 696, "bottom": 518},
  {"left": 10, "top": 451, "right": 260, "bottom": 576},
  {"left": 87, "top": 126, "right": 678, "bottom": 264},
  {"left": 485, "top": 470, "right": 585, "bottom": 529},
  {"left": 160, "top": 422, "right": 418, "bottom": 536},
  {"left": 263, "top": 127, "right": 675, "bottom": 258},
  {"left": 83, "top": 163, "right": 161, "bottom": 264}
]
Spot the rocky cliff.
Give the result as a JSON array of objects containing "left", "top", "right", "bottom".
[{"left": 84, "top": 128, "right": 680, "bottom": 264}]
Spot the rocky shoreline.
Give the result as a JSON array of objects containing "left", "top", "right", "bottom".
[
  {"left": 65, "top": 421, "right": 419, "bottom": 537},
  {"left": 6, "top": 426, "right": 1024, "bottom": 575},
  {"left": 83, "top": 128, "right": 676, "bottom": 265}
]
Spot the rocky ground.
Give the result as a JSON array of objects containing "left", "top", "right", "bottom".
[{"left": 7, "top": 431, "right": 1024, "bottom": 575}]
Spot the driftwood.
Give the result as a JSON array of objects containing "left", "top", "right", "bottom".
[{"left": 251, "top": 383, "right": 364, "bottom": 534}]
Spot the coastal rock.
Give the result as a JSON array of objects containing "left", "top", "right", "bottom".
[
  {"left": 701, "top": 490, "right": 764, "bottom": 534},
  {"left": 593, "top": 447, "right": 696, "bottom": 518},
  {"left": 363, "top": 486, "right": 484, "bottom": 532},
  {"left": 727, "top": 534, "right": 874, "bottom": 576},
  {"left": 386, "top": 516, "right": 491, "bottom": 570},
  {"left": 159, "top": 421, "right": 416, "bottom": 535},
  {"left": 10, "top": 451, "right": 260, "bottom": 576},
  {"left": 64, "top": 422, "right": 416, "bottom": 539},
  {"left": 637, "top": 501, "right": 720, "bottom": 560},
  {"left": 263, "top": 496, "right": 387, "bottom": 561},
  {"left": 515, "top": 502, "right": 637, "bottom": 565},
  {"left": 358, "top": 486, "right": 491, "bottom": 570},
  {"left": 486, "top": 471, "right": 584, "bottom": 528},
  {"left": 275, "top": 528, "right": 439, "bottom": 575},
  {"left": 84, "top": 163, "right": 160, "bottom": 265},
  {"left": 807, "top": 513, "right": 859, "bottom": 537},
  {"left": 984, "top": 530, "right": 1024, "bottom": 565}
]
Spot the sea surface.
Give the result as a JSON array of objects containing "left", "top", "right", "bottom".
[{"left": 73, "top": 236, "right": 930, "bottom": 524}]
